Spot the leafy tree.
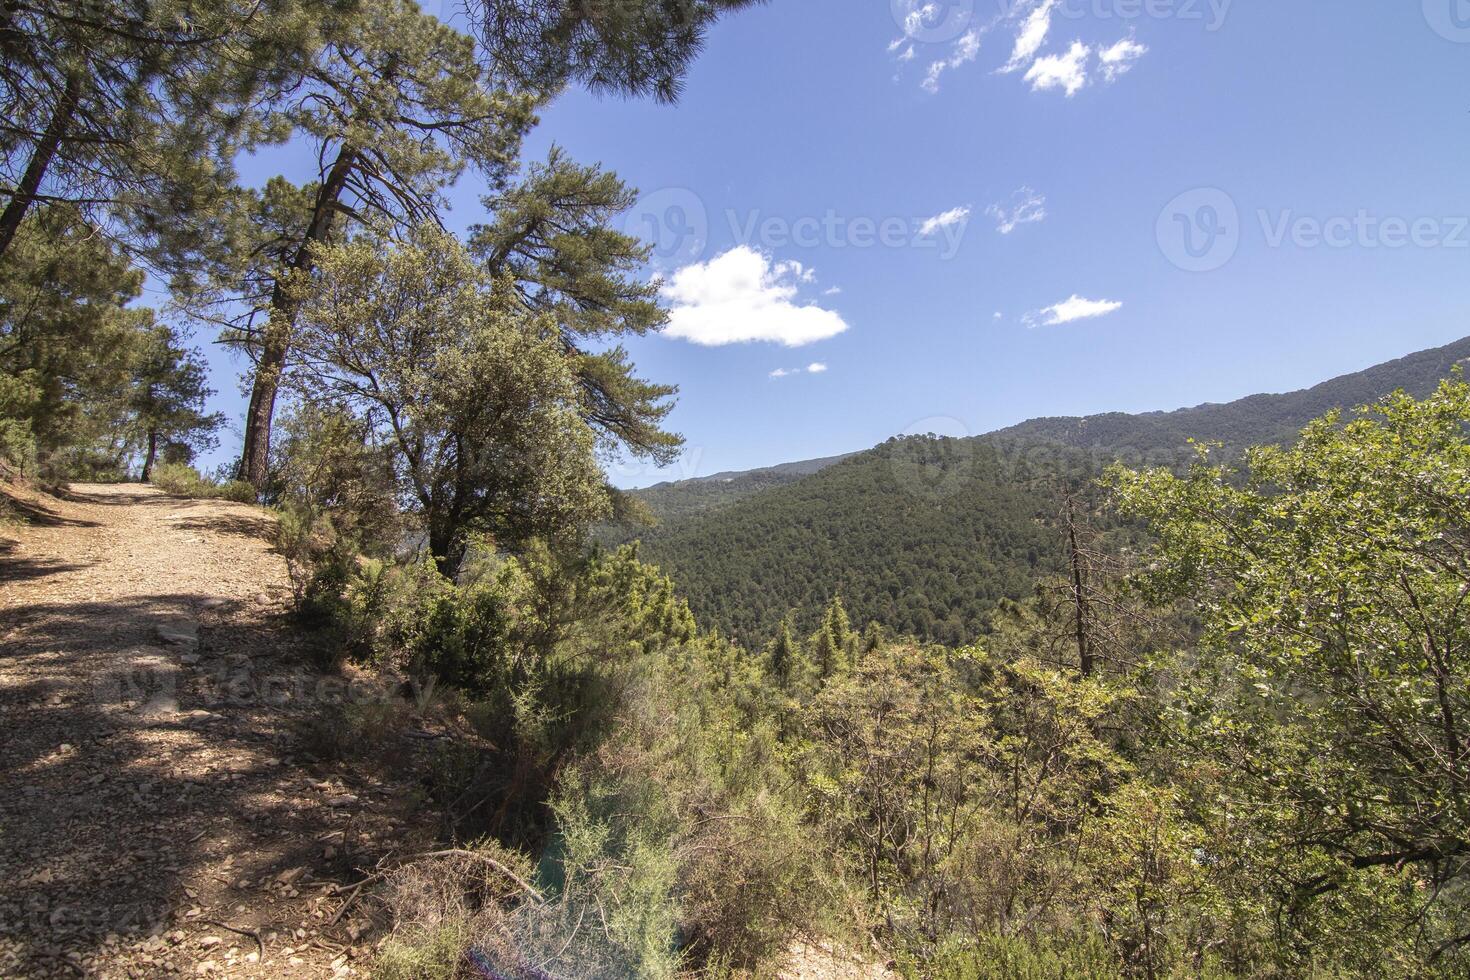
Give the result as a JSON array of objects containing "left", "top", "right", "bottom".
[
  {"left": 1111, "top": 378, "right": 1470, "bottom": 961},
  {"left": 471, "top": 148, "right": 681, "bottom": 465},
  {"left": 126, "top": 324, "right": 223, "bottom": 481},
  {"left": 286, "top": 225, "right": 608, "bottom": 577}
]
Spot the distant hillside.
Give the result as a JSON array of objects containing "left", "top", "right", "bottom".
[
  {"left": 626, "top": 452, "right": 857, "bottom": 526},
  {"left": 629, "top": 335, "right": 1470, "bottom": 647},
  {"left": 991, "top": 335, "right": 1470, "bottom": 459}
]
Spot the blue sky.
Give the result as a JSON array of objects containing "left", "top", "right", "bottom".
[{"left": 195, "top": 0, "right": 1470, "bottom": 486}]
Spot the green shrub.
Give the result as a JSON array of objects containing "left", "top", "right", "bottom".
[
  {"left": 913, "top": 933, "right": 1126, "bottom": 980},
  {"left": 150, "top": 462, "right": 256, "bottom": 502}
]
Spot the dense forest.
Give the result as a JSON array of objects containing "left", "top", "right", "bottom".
[
  {"left": 7, "top": 2, "right": 1470, "bottom": 978},
  {"left": 619, "top": 334, "right": 1470, "bottom": 646}
]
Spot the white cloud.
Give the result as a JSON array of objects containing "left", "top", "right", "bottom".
[
  {"left": 662, "top": 246, "right": 849, "bottom": 348},
  {"left": 922, "top": 29, "right": 982, "bottom": 93},
  {"left": 1001, "top": 0, "right": 1057, "bottom": 73},
  {"left": 987, "top": 187, "right": 1047, "bottom": 234},
  {"left": 1024, "top": 40, "right": 1090, "bottom": 96},
  {"left": 897, "top": 45, "right": 916, "bottom": 63},
  {"left": 918, "top": 205, "right": 972, "bottom": 236},
  {"left": 993, "top": 311, "right": 1003, "bottom": 320},
  {"left": 1026, "top": 294, "right": 1124, "bottom": 327},
  {"left": 770, "top": 362, "right": 829, "bottom": 380},
  {"left": 1098, "top": 34, "right": 1148, "bottom": 82},
  {"left": 824, "top": 285, "right": 842, "bottom": 296}
]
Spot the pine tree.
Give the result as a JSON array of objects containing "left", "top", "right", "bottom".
[
  {"left": 766, "top": 616, "right": 806, "bottom": 691},
  {"left": 218, "top": 0, "right": 537, "bottom": 488},
  {"left": 471, "top": 149, "right": 682, "bottom": 465},
  {"left": 126, "top": 324, "right": 223, "bottom": 481},
  {"left": 0, "top": 205, "right": 141, "bottom": 471},
  {"left": 468, "top": 0, "right": 765, "bottom": 103},
  {"left": 0, "top": 0, "right": 332, "bottom": 262}
]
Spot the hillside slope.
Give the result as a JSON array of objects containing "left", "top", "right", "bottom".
[
  {"left": 631, "top": 335, "right": 1470, "bottom": 646},
  {"left": 625, "top": 451, "right": 857, "bottom": 526},
  {"left": 991, "top": 334, "right": 1470, "bottom": 457}
]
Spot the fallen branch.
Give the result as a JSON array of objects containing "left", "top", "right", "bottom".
[
  {"left": 411, "top": 849, "right": 545, "bottom": 904},
  {"left": 201, "top": 918, "right": 265, "bottom": 960}
]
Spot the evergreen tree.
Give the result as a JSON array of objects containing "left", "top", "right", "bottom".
[
  {"left": 0, "top": 0, "right": 331, "bottom": 262},
  {"left": 469, "top": 0, "right": 765, "bottom": 103},
  {"left": 766, "top": 616, "right": 805, "bottom": 691},
  {"left": 811, "top": 624, "right": 840, "bottom": 681},
  {"left": 471, "top": 149, "right": 682, "bottom": 465},
  {"left": 216, "top": 0, "right": 537, "bottom": 488},
  {"left": 126, "top": 324, "right": 223, "bottom": 481},
  {"left": 0, "top": 205, "right": 142, "bottom": 472}
]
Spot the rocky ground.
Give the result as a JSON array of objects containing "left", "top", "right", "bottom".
[{"left": 0, "top": 483, "right": 437, "bottom": 978}]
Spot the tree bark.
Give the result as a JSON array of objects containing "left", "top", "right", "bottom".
[
  {"left": 141, "top": 430, "right": 158, "bottom": 482},
  {"left": 0, "top": 72, "right": 82, "bottom": 261},
  {"left": 1065, "top": 493, "right": 1095, "bottom": 678},
  {"left": 236, "top": 144, "right": 359, "bottom": 487}
]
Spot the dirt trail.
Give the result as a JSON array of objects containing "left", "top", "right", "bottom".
[{"left": 0, "top": 483, "right": 431, "bottom": 979}]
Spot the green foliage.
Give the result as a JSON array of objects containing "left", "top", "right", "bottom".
[
  {"left": 125, "top": 323, "right": 223, "bottom": 481},
  {"left": 472, "top": 147, "right": 682, "bottom": 466},
  {"left": 915, "top": 933, "right": 1126, "bottom": 980},
  {"left": 0, "top": 0, "right": 328, "bottom": 264},
  {"left": 287, "top": 226, "right": 609, "bottom": 576},
  {"left": 0, "top": 205, "right": 143, "bottom": 476},
  {"left": 469, "top": 0, "right": 765, "bottom": 103},
  {"left": 624, "top": 437, "right": 1059, "bottom": 647},
  {"left": 150, "top": 463, "right": 257, "bottom": 503},
  {"left": 1110, "top": 377, "right": 1470, "bottom": 970},
  {"left": 621, "top": 336, "right": 1470, "bottom": 648}
]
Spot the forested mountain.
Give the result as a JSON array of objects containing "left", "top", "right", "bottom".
[
  {"left": 625, "top": 335, "right": 1470, "bottom": 646},
  {"left": 624, "top": 451, "right": 856, "bottom": 525},
  {"left": 992, "top": 334, "right": 1470, "bottom": 457}
]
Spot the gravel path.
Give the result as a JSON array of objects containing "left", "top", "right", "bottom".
[{"left": 0, "top": 484, "right": 432, "bottom": 978}]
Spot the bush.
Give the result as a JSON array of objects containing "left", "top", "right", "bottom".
[
  {"left": 150, "top": 462, "right": 256, "bottom": 502},
  {"left": 914, "top": 933, "right": 1126, "bottom": 980}
]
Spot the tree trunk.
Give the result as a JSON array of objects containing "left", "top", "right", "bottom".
[
  {"left": 236, "top": 144, "right": 359, "bottom": 487},
  {"left": 429, "top": 522, "right": 466, "bottom": 581},
  {"left": 0, "top": 72, "right": 82, "bottom": 261},
  {"left": 141, "top": 430, "right": 158, "bottom": 482},
  {"left": 1065, "top": 493, "right": 1095, "bottom": 678}
]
